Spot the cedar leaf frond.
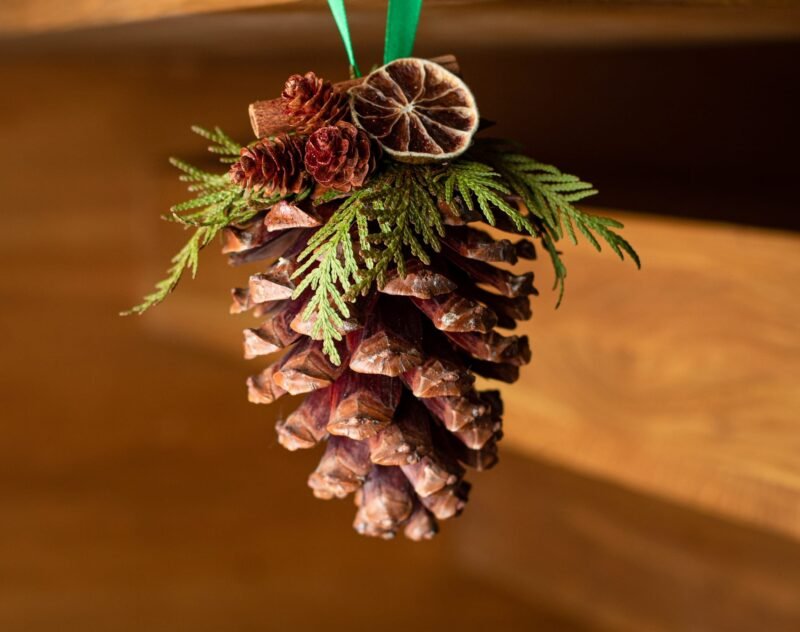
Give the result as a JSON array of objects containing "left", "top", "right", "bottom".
[
  {"left": 471, "top": 140, "right": 641, "bottom": 302},
  {"left": 123, "top": 127, "right": 302, "bottom": 316}
]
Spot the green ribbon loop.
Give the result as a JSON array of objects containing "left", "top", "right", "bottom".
[
  {"left": 384, "top": 0, "right": 423, "bottom": 64},
  {"left": 326, "top": 0, "right": 423, "bottom": 75},
  {"left": 327, "top": 0, "right": 361, "bottom": 77}
]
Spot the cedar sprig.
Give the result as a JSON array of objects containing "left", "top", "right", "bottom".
[
  {"left": 189, "top": 125, "right": 242, "bottom": 163},
  {"left": 291, "top": 198, "right": 366, "bottom": 363},
  {"left": 437, "top": 160, "right": 537, "bottom": 234},
  {"left": 123, "top": 127, "right": 305, "bottom": 316},
  {"left": 469, "top": 140, "right": 640, "bottom": 304},
  {"left": 436, "top": 159, "right": 571, "bottom": 301},
  {"left": 354, "top": 164, "right": 445, "bottom": 292},
  {"left": 292, "top": 152, "right": 642, "bottom": 361},
  {"left": 288, "top": 152, "right": 641, "bottom": 363},
  {"left": 291, "top": 163, "right": 445, "bottom": 363}
]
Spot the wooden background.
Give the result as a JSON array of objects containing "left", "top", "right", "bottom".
[{"left": 1, "top": 2, "right": 799, "bottom": 630}]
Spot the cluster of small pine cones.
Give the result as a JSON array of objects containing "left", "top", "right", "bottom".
[
  {"left": 229, "top": 72, "right": 376, "bottom": 196},
  {"left": 224, "top": 194, "right": 536, "bottom": 539}
]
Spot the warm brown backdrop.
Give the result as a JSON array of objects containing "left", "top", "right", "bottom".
[{"left": 1, "top": 2, "right": 799, "bottom": 630}]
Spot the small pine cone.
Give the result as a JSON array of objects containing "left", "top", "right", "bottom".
[
  {"left": 229, "top": 134, "right": 307, "bottom": 196},
  {"left": 229, "top": 194, "right": 538, "bottom": 540},
  {"left": 304, "top": 122, "right": 378, "bottom": 192},
  {"left": 282, "top": 72, "right": 349, "bottom": 133}
]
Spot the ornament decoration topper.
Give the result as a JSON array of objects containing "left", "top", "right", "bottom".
[{"left": 124, "top": 0, "right": 640, "bottom": 540}]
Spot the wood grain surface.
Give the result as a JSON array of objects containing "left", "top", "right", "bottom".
[
  {"left": 2, "top": 27, "right": 800, "bottom": 631},
  {"left": 458, "top": 454, "right": 800, "bottom": 631},
  {"left": 3, "top": 0, "right": 800, "bottom": 45},
  {"left": 496, "top": 216, "right": 800, "bottom": 539},
  {"left": 0, "top": 0, "right": 293, "bottom": 33}
]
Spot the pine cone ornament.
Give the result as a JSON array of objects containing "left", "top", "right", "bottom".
[
  {"left": 226, "top": 197, "right": 536, "bottom": 540},
  {"left": 305, "top": 122, "right": 378, "bottom": 192},
  {"left": 133, "top": 55, "right": 638, "bottom": 542},
  {"left": 229, "top": 134, "right": 307, "bottom": 196},
  {"left": 282, "top": 72, "right": 350, "bottom": 133}
]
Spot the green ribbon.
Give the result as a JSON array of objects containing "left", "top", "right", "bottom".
[
  {"left": 383, "top": 0, "right": 423, "bottom": 64},
  {"left": 326, "top": 0, "right": 424, "bottom": 75},
  {"left": 327, "top": 0, "right": 361, "bottom": 77}
]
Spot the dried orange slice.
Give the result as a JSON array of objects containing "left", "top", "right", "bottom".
[{"left": 349, "top": 58, "right": 479, "bottom": 163}]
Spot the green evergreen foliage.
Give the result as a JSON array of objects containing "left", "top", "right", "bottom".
[
  {"left": 290, "top": 143, "right": 639, "bottom": 363},
  {"left": 292, "top": 163, "right": 445, "bottom": 363},
  {"left": 122, "top": 127, "right": 305, "bottom": 316},
  {"left": 126, "top": 131, "right": 639, "bottom": 365},
  {"left": 474, "top": 140, "right": 640, "bottom": 303}
]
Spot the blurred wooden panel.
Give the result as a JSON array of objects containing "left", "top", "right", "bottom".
[
  {"left": 496, "top": 216, "right": 800, "bottom": 540},
  {"left": 457, "top": 454, "right": 800, "bottom": 631},
  {"left": 3, "top": 0, "right": 800, "bottom": 44},
  {"left": 0, "top": 0, "right": 292, "bottom": 33}
]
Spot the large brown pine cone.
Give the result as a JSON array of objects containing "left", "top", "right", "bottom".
[
  {"left": 229, "top": 134, "right": 307, "bottom": 196},
  {"left": 282, "top": 72, "right": 350, "bottom": 133},
  {"left": 224, "top": 196, "right": 536, "bottom": 540},
  {"left": 304, "top": 122, "right": 378, "bottom": 192}
]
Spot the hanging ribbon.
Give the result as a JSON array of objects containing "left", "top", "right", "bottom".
[
  {"left": 327, "top": 0, "right": 361, "bottom": 77},
  {"left": 326, "top": 0, "right": 423, "bottom": 75},
  {"left": 383, "top": 0, "right": 423, "bottom": 64}
]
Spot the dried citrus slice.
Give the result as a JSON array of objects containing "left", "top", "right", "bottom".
[{"left": 349, "top": 58, "right": 479, "bottom": 163}]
